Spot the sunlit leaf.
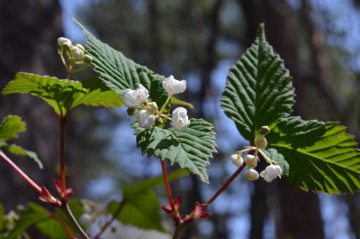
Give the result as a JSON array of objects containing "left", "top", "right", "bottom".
[
  {"left": 0, "top": 115, "right": 25, "bottom": 142},
  {"left": 267, "top": 116, "right": 360, "bottom": 194},
  {"left": 2, "top": 73, "right": 123, "bottom": 116},
  {"left": 221, "top": 24, "right": 294, "bottom": 143},
  {"left": 74, "top": 18, "right": 168, "bottom": 107}
]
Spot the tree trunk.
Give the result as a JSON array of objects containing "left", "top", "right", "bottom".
[{"left": 0, "top": 0, "right": 64, "bottom": 210}]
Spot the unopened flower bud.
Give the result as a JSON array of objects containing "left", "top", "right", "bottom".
[
  {"left": 259, "top": 126, "right": 270, "bottom": 136},
  {"left": 75, "top": 43, "right": 85, "bottom": 52},
  {"left": 127, "top": 107, "right": 138, "bottom": 116},
  {"left": 145, "top": 102, "right": 158, "bottom": 115},
  {"left": 57, "top": 37, "right": 72, "bottom": 48},
  {"left": 80, "top": 213, "right": 93, "bottom": 228},
  {"left": 244, "top": 169, "right": 259, "bottom": 181},
  {"left": 70, "top": 46, "right": 85, "bottom": 60},
  {"left": 84, "top": 54, "right": 93, "bottom": 64},
  {"left": 245, "top": 154, "right": 257, "bottom": 168},
  {"left": 255, "top": 135, "right": 267, "bottom": 149},
  {"left": 231, "top": 154, "right": 243, "bottom": 167}
]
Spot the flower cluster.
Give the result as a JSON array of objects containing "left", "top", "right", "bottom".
[
  {"left": 57, "top": 37, "right": 92, "bottom": 62},
  {"left": 231, "top": 126, "right": 282, "bottom": 183},
  {"left": 122, "top": 75, "right": 190, "bottom": 131}
]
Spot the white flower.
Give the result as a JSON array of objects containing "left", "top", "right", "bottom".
[
  {"left": 57, "top": 37, "right": 72, "bottom": 47},
  {"left": 245, "top": 154, "right": 257, "bottom": 168},
  {"left": 70, "top": 46, "right": 84, "bottom": 59},
  {"left": 171, "top": 107, "right": 190, "bottom": 131},
  {"left": 122, "top": 84, "right": 149, "bottom": 108},
  {"left": 162, "top": 75, "right": 186, "bottom": 94},
  {"left": 231, "top": 154, "right": 243, "bottom": 167},
  {"left": 135, "top": 110, "right": 155, "bottom": 129},
  {"left": 244, "top": 169, "right": 259, "bottom": 181},
  {"left": 260, "top": 165, "right": 282, "bottom": 183}
]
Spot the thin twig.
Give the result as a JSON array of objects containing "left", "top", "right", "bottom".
[
  {"left": 201, "top": 163, "right": 246, "bottom": 211},
  {"left": 160, "top": 159, "right": 174, "bottom": 209},
  {"left": 59, "top": 115, "right": 67, "bottom": 193},
  {"left": 61, "top": 202, "right": 89, "bottom": 239},
  {"left": 94, "top": 201, "right": 125, "bottom": 239},
  {"left": 172, "top": 224, "right": 185, "bottom": 239}
]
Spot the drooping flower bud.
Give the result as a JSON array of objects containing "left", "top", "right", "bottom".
[
  {"left": 245, "top": 154, "right": 257, "bottom": 168},
  {"left": 259, "top": 126, "right": 270, "bottom": 136},
  {"left": 260, "top": 165, "right": 282, "bottom": 183},
  {"left": 75, "top": 43, "right": 86, "bottom": 52},
  {"left": 145, "top": 102, "right": 158, "bottom": 115},
  {"left": 84, "top": 54, "right": 93, "bottom": 64},
  {"left": 57, "top": 37, "right": 72, "bottom": 48},
  {"left": 162, "top": 75, "right": 186, "bottom": 94},
  {"left": 171, "top": 107, "right": 190, "bottom": 131},
  {"left": 122, "top": 84, "right": 149, "bottom": 108},
  {"left": 231, "top": 153, "right": 244, "bottom": 167},
  {"left": 70, "top": 46, "right": 85, "bottom": 60},
  {"left": 244, "top": 169, "right": 259, "bottom": 181},
  {"left": 135, "top": 110, "right": 155, "bottom": 129},
  {"left": 255, "top": 135, "right": 267, "bottom": 149}
]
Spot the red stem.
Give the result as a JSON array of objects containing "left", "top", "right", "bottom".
[
  {"left": 0, "top": 150, "right": 42, "bottom": 193},
  {"left": 60, "top": 115, "right": 66, "bottom": 192},
  {"left": 160, "top": 159, "right": 174, "bottom": 209},
  {"left": 50, "top": 213, "right": 75, "bottom": 239},
  {"left": 201, "top": 163, "right": 246, "bottom": 211}
]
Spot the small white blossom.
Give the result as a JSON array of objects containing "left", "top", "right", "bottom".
[
  {"left": 244, "top": 169, "right": 259, "bottom": 181},
  {"left": 122, "top": 84, "right": 149, "bottom": 108},
  {"left": 70, "top": 46, "right": 85, "bottom": 59},
  {"left": 135, "top": 110, "right": 155, "bottom": 129},
  {"left": 171, "top": 107, "right": 190, "bottom": 131},
  {"left": 231, "top": 154, "right": 243, "bottom": 167},
  {"left": 260, "top": 165, "right": 282, "bottom": 183},
  {"left": 245, "top": 154, "right": 257, "bottom": 168},
  {"left": 57, "top": 37, "right": 72, "bottom": 47},
  {"left": 162, "top": 75, "right": 186, "bottom": 94}
]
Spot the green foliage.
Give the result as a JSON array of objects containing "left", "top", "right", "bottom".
[
  {"left": 268, "top": 117, "right": 360, "bottom": 193},
  {"left": 108, "top": 188, "right": 164, "bottom": 232},
  {"left": 107, "top": 169, "right": 188, "bottom": 232},
  {"left": 0, "top": 115, "right": 25, "bottom": 142},
  {"left": 221, "top": 24, "right": 360, "bottom": 194},
  {"left": 133, "top": 119, "right": 217, "bottom": 183},
  {"left": 3, "top": 203, "right": 50, "bottom": 239},
  {"left": 0, "top": 115, "right": 41, "bottom": 168},
  {"left": 74, "top": 18, "right": 169, "bottom": 107},
  {"left": 2, "top": 72, "right": 124, "bottom": 116},
  {"left": 221, "top": 24, "right": 295, "bottom": 143}
]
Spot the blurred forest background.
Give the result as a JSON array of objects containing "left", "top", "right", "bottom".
[{"left": 1, "top": 0, "right": 360, "bottom": 238}]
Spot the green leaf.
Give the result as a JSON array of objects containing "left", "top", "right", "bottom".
[
  {"left": 108, "top": 188, "right": 164, "bottom": 232},
  {"left": 126, "top": 169, "right": 189, "bottom": 199},
  {"left": 220, "top": 24, "right": 295, "bottom": 143},
  {"left": 267, "top": 116, "right": 360, "bottom": 194},
  {"left": 0, "top": 142, "right": 42, "bottom": 169},
  {"left": 0, "top": 115, "right": 25, "bottom": 141},
  {"left": 2, "top": 72, "right": 123, "bottom": 116},
  {"left": 36, "top": 200, "right": 83, "bottom": 239},
  {"left": 4, "top": 203, "right": 50, "bottom": 239},
  {"left": 133, "top": 119, "right": 217, "bottom": 183},
  {"left": 35, "top": 218, "right": 70, "bottom": 239},
  {"left": 73, "top": 18, "right": 168, "bottom": 107}
]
